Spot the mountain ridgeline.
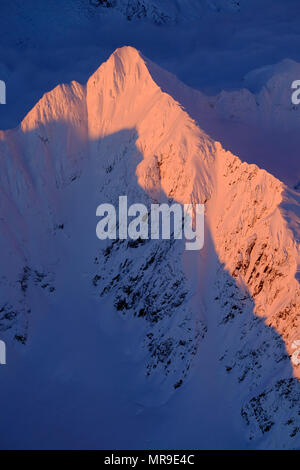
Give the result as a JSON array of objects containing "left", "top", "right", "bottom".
[{"left": 0, "top": 46, "right": 299, "bottom": 449}]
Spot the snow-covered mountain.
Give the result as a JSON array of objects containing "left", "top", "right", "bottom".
[
  {"left": 0, "top": 46, "right": 299, "bottom": 449},
  {"left": 89, "top": 0, "right": 241, "bottom": 24}
]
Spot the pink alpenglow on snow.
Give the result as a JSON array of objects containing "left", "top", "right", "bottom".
[{"left": 0, "top": 46, "right": 299, "bottom": 449}]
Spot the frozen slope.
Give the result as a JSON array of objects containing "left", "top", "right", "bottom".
[
  {"left": 0, "top": 46, "right": 299, "bottom": 449},
  {"left": 145, "top": 56, "right": 300, "bottom": 188}
]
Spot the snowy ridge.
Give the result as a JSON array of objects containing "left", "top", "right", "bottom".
[
  {"left": 144, "top": 56, "right": 300, "bottom": 188},
  {"left": 0, "top": 46, "right": 299, "bottom": 448}
]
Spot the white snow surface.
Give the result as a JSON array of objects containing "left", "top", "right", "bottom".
[{"left": 0, "top": 46, "right": 299, "bottom": 449}]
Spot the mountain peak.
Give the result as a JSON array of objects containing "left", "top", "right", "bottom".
[
  {"left": 88, "top": 46, "right": 148, "bottom": 83},
  {"left": 112, "top": 45, "right": 143, "bottom": 62},
  {"left": 0, "top": 46, "right": 300, "bottom": 448},
  {"left": 86, "top": 46, "right": 171, "bottom": 139},
  {"left": 20, "top": 47, "right": 147, "bottom": 134},
  {"left": 87, "top": 46, "right": 154, "bottom": 99}
]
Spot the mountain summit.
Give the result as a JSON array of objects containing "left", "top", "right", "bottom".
[{"left": 0, "top": 46, "right": 299, "bottom": 449}]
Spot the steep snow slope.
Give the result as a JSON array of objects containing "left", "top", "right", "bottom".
[
  {"left": 0, "top": 46, "right": 299, "bottom": 449},
  {"left": 145, "top": 57, "right": 300, "bottom": 188}
]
